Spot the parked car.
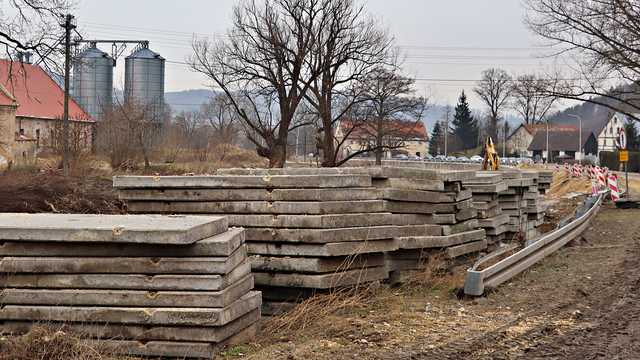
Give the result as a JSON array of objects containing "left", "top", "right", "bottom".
[
  {"left": 393, "top": 154, "right": 409, "bottom": 160},
  {"left": 470, "top": 155, "right": 483, "bottom": 163},
  {"left": 445, "top": 156, "right": 457, "bottom": 162},
  {"left": 435, "top": 155, "right": 446, "bottom": 162},
  {"left": 457, "top": 156, "right": 470, "bottom": 163}
]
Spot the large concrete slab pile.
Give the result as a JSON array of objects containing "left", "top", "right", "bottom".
[
  {"left": 462, "top": 172, "right": 510, "bottom": 244},
  {"left": 363, "top": 168, "right": 487, "bottom": 280},
  {"left": 0, "top": 213, "right": 260, "bottom": 359},
  {"left": 115, "top": 173, "right": 397, "bottom": 315}
]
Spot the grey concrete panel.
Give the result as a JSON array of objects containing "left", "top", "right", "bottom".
[
  {"left": 247, "top": 239, "right": 398, "bottom": 257},
  {"left": 0, "top": 260, "right": 251, "bottom": 291},
  {"left": 0, "top": 228, "right": 245, "bottom": 257},
  {"left": 0, "top": 246, "right": 246, "bottom": 275},
  {"left": 0, "top": 214, "right": 228, "bottom": 245},
  {"left": 397, "top": 229, "right": 486, "bottom": 249},
  {"left": 127, "top": 200, "right": 384, "bottom": 215},
  {"left": 113, "top": 175, "right": 371, "bottom": 189},
  {"left": 253, "top": 266, "right": 387, "bottom": 288},
  {"left": 445, "top": 239, "right": 488, "bottom": 259},
  {"left": 250, "top": 254, "right": 385, "bottom": 273},
  {"left": 391, "top": 213, "right": 457, "bottom": 226},
  {"left": 0, "top": 291, "right": 261, "bottom": 327},
  {"left": 395, "top": 224, "right": 444, "bottom": 237},
  {"left": 244, "top": 226, "right": 397, "bottom": 243},
  {"left": 227, "top": 213, "right": 393, "bottom": 229},
  {"left": 0, "top": 275, "right": 254, "bottom": 308}
]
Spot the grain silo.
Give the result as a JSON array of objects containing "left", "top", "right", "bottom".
[
  {"left": 72, "top": 45, "right": 114, "bottom": 120},
  {"left": 124, "top": 45, "right": 165, "bottom": 121}
]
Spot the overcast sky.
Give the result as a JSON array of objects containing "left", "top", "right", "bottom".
[{"left": 75, "top": 0, "right": 559, "bottom": 108}]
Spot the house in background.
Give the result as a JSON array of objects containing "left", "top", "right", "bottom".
[
  {"left": 596, "top": 112, "right": 634, "bottom": 153},
  {"left": 528, "top": 127, "right": 598, "bottom": 162},
  {"left": 507, "top": 123, "right": 578, "bottom": 157},
  {"left": 0, "top": 58, "right": 94, "bottom": 160},
  {"left": 338, "top": 119, "right": 429, "bottom": 159}
]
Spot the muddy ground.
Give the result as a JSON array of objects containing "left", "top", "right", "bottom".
[{"left": 242, "top": 205, "right": 640, "bottom": 360}]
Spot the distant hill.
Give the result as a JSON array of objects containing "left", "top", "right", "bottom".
[{"left": 165, "top": 89, "right": 216, "bottom": 113}]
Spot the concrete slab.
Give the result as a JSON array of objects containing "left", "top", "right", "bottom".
[
  {"left": 0, "top": 291, "right": 261, "bottom": 327},
  {"left": 372, "top": 178, "right": 445, "bottom": 191},
  {"left": 0, "top": 246, "right": 247, "bottom": 275},
  {"left": 382, "top": 189, "right": 460, "bottom": 203},
  {"left": 463, "top": 183, "right": 508, "bottom": 193},
  {"left": 478, "top": 214, "right": 510, "bottom": 228},
  {"left": 456, "top": 208, "right": 478, "bottom": 222},
  {"left": 445, "top": 239, "right": 488, "bottom": 259},
  {"left": 85, "top": 322, "right": 260, "bottom": 359},
  {"left": 0, "top": 260, "right": 251, "bottom": 291},
  {"left": 250, "top": 254, "right": 385, "bottom": 273},
  {"left": 227, "top": 213, "right": 393, "bottom": 229},
  {"left": 0, "top": 214, "right": 227, "bottom": 245},
  {"left": 391, "top": 213, "right": 457, "bottom": 226},
  {"left": 253, "top": 267, "right": 387, "bottom": 288},
  {"left": 0, "top": 308, "right": 260, "bottom": 344},
  {"left": 244, "top": 226, "right": 397, "bottom": 243},
  {"left": 0, "top": 228, "right": 244, "bottom": 257},
  {"left": 395, "top": 224, "right": 444, "bottom": 237},
  {"left": 0, "top": 275, "right": 254, "bottom": 308},
  {"left": 121, "top": 188, "right": 380, "bottom": 202},
  {"left": 442, "top": 219, "right": 479, "bottom": 235},
  {"left": 113, "top": 175, "right": 371, "bottom": 189},
  {"left": 247, "top": 239, "right": 397, "bottom": 257},
  {"left": 384, "top": 201, "right": 456, "bottom": 215},
  {"left": 127, "top": 200, "right": 385, "bottom": 215},
  {"left": 397, "top": 229, "right": 486, "bottom": 249},
  {"left": 261, "top": 301, "right": 297, "bottom": 316}
]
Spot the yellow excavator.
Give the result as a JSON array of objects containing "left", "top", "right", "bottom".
[{"left": 482, "top": 137, "right": 500, "bottom": 171}]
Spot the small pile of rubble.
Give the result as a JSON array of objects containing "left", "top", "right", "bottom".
[
  {"left": 115, "top": 172, "right": 396, "bottom": 315},
  {"left": 0, "top": 213, "right": 260, "bottom": 359}
]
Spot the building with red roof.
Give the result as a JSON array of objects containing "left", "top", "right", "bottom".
[
  {"left": 337, "top": 118, "right": 429, "bottom": 159},
  {"left": 507, "top": 122, "right": 578, "bottom": 157},
  {"left": 0, "top": 59, "right": 94, "bottom": 158}
]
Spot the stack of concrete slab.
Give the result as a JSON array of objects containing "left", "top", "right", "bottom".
[
  {"left": 365, "top": 167, "right": 487, "bottom": 279},
  {"left": 537, "top": 170, "right": 554, "bottom": 194},
  {"left": 521, "top": 171, "right": 549, "bottom": 239},
  {"left": 115, "top": 173, "right": 397, "bottom": 315},
  {"left": 462, "top": 172, "right": 510, "bottom": 244},
  {"left": 0, "top": 213, "right": 260, "bottom": 359}
]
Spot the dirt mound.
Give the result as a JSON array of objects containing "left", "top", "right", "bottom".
[{"left": 0, "top": 170, "right": 124, "bottom": 214}]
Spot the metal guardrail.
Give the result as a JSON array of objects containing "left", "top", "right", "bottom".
[{"left": 464, "top": 193, "right": 604, "bottom": 296}]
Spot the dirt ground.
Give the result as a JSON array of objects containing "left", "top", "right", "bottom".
[{"left": 237, "top": 205, "right": 640, "bottom": 360}]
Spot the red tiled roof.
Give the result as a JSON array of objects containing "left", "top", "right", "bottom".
[
  {"left": 341, "top": 118, "right": 428, "bottom": 141},
  {"left": 521, "top": 123, "right": 577, "bottom": 135},
  {"left": 0, "top": 59, "right": 93, "bottom": 122}
]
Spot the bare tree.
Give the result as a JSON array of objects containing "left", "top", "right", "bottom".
[
  {"left": 511, "top": 73, "right": 559, "bottom": 124},
  {"left": 190, "top": 0, "right": 321, "bottom": 167},
  {"left": 474, "top": 68, "right": 512, "bottom": 141},
  {"left": 340, "top": 66, "right": 427, "bottom": 165},
  {"left": 0, "top": 1, "right": 72, "bottom": 75},
  {"left": 200, "top": 95, "right": 241, "bottom": 161},
  {"left": 526, "top": 0, "right": 640, "bottom": 121},
  {"left": 302, "top": 0, "right": 393, "bottom": 167}
]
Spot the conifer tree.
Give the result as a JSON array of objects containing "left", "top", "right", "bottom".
[
  {"left": 452, "top": 91, "right": 479, "bottom": 150},
  {"left": 429, "top": 121, "right": 444, "bottom": 156}
]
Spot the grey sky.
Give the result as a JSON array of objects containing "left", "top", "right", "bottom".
[{"left": 76, "top": 0, "right": 555, "bottom": 108}]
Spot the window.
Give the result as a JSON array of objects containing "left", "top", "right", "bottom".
[{"left": 614, "top": 117, "right": 618, "bottom": 125}]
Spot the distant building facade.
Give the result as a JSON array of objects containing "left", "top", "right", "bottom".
[
  {"left": 507, "top": 123, "right": 578, "bottom": 158},
  {"left": 0, "top": 59, "right": 94, "bottom": 160},
  {"left": 596, "top": 112, "right": 631, "bottom": 153},
  {"left": 528, "top": 128, "right": 598, "bottom": 162},
  {"left": 337, "top": 119, "right": 429, "bottom": 159}
]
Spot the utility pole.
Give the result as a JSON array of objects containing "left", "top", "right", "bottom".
[
  {"left": 444, "top": 106, "right": 450, "bottom": 157},
  {"left": 61, "top": 14, "right": 76, "bottom": 176}
]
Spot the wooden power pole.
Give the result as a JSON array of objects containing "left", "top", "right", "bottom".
[{"left": 61, "top": 14, "right": 75, "bottom": 176}]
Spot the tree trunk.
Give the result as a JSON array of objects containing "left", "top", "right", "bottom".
[
  {"left": 321, "top": 129, "right": 337, "bottom": 167},
  {"left": 269, "top": 141, "right": 287, "bottom": 168}
]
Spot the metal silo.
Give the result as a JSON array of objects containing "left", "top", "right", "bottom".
[
  {"left": 72, "top": 45, "right": 114, "bottom": 120},
  {"left": 124, "top": 45, "right": 165, "bottom": 121}
]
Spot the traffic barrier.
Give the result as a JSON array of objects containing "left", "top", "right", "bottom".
[{"left": 608, "top": 174, "right": 620, "bottom": 202}]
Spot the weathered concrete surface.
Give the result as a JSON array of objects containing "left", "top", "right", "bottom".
[
  {"left": 0, "top": 275, "right": 254, "bottom": 308},
  {"left": 227, "top": 213, "right": 393, "bottom": 229},
  {"left": 0, "top": 247, "right": 247, "bottom": 275},
  {"left": 0, "top": 308, "right": 260, "bottom": 343},
  {"left": 0, "top": 261, "right": 251, "bottom": 291},
  {"left": 0, "top": 214, "right": 227, "bottom": 245},
  {"left": 478, "top": 214, "right": 510, "bottom": 228},
  {"left": 442, "top": 219, "right": 479, "bottom": 236},
  {"left": 456, "top": 208, "right": 478, "bottom": 221},
  {"left": 373, "top": 178, "right": 445, "bottom": 191},
  {"left": 395, "top": 224, "right": 444, "bottom": 237},
  {"left": 216, "top": 167, "right": 372, "bottom": 176},
  {"left": 382, "top": 189, "right": 465, "bottom": 203},
  {"left": 0, "top": 228, "right": 245, "bottom": 257},
  {"left": 254, "top": 266, "right": 387, "bottom": 288},
  {"left": 250, "top": 254, "right": 385, "bottom": 273},
  {"left": 127, "top": 200, "right": 385, "bottom": 215},
  {"left": 367, "top": 167, "right": 476, "bottom": 182},
  {"left": 244, "top": 226, "right": 398, "bottom": 243},
  {"left": 391, "top": 213, "right": 457, "bottom": 226},
  {"left": 463, "top": 183, "right": 508, "bottom": 193},
  {"left": 85, "top": 322, "right": 260, "bottom": 359},
  {"left": 247, "top": 239, "right": 398, "bottom": 257},
  {"left": 261, "top": 301, "right": 297, "bottom": 316},
  {"left": 113, "top": 175, "right": 371, "bottom": 189},
  {"left": 445, "top": 239, "right": 488, "bottom": 259},
  {"left": 0, "top": 291, "right": 261, "bottom": 327},
  {"left": 397, "top": 229, "right": 486, "bottom": 249},
  {"left": 120, "top": 188, "right": 380, "bottom": 202}
]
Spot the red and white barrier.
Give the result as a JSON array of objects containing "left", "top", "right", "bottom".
[{"left": 608, "top": 174, "right": 620, "bottom": 202}]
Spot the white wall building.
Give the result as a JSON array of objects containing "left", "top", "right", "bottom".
[{"left": 597, "top": 112, "right": 629, "bottom": 153}]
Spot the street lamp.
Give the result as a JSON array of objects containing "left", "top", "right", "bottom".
[{"left": 568, "top": 114, "right": 583, "bottom": 164}]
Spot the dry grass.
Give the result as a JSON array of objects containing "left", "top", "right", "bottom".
[{"left": 0, "top": 325, "right": 133, "bottom": 360}]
